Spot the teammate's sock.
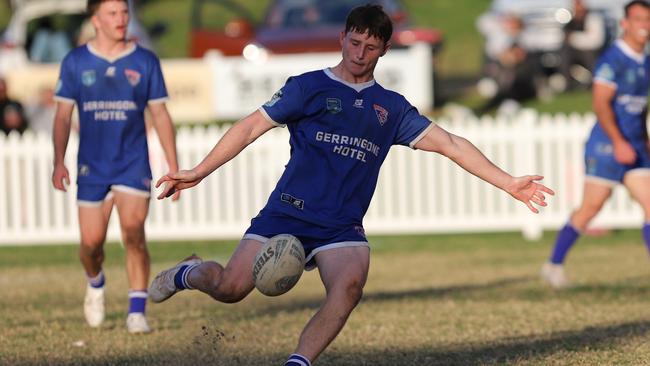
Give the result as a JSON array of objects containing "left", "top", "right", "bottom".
[
  {"left": 642, "top": 223, "right": 650, "bottom": 255},
  {"left": 285, "top": 353, "right": 311, "bottom": 366},
  {"left": 550, "top": 222, "right": 580, "bottom": 264},
  {"left": 173, "top": 264, "right": 199, "bottom": 290},
  {"left": 87, "top": 270, "right": 105, "bottom": 288},
  {"left": 128, "top": 290, "right": 148, "bottom": 314}
]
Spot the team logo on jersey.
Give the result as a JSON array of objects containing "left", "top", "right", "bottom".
[
  {"left": 326, "top": 98, "right": 342, "bottom": 114},
  {"left": 82, "top": 70, "right": 96, "bottom": 86},
  {"left": 78, "top": 165, "right": 90, "bottom": 176},
  {"left": 625, "top": 69, "right": 636, "bottom": 84},
  {"left": 373, "top": 104, "right": 388, "bottom": 125},
  {"left": 264, "top": 90, "right": 283, "bottom": 107},
  {"left": 124, "top": 69, "right": 141, "bottom": 86},
  {"left": 353, "top": 99, "right": 364, "bottom": 108},
  {"left": 105, "top": 66, "right": 116, "bottom": 77}
]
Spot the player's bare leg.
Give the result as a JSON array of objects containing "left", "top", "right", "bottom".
[
  {"left": 113, "top": 190, "right": 151, "bottom": 333},
  {"left": 185, "top": 238, "right": 260, "bottom": 302},
  {"left": 293, "top": 246, "right": 370, "bottom": 363},
  {"left": 78, "top": 198, "right": 113, "bottom": 327},
  {"left": 113, "top": 191, "right": 150, "bottom": 290},
  {"left": 150, "top": 238, "right": 260, "bottom": 303},
  {"left": 543, "top": 180, "right": 612, "bottom": 288},
  {"left": 78, "top": 198, "right": 113, "bottom": 275},
  {"left": 624, "top": 172, "right": 650, "bottom": 255},
  {"left": 569, "top": 180, "right": 613, "bottom": 230}
]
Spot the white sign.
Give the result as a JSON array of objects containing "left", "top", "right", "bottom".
[{"left": 206, "top": 43, "right": 433, "bottom": 120}]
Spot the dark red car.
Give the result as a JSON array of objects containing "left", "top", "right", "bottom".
[{"left": 190, "top": 0, "right": 443, "bottom": 59}]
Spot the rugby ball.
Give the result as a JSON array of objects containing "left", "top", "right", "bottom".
[{"left": 252, "top": 234, "right": 305, "bottom": 296}]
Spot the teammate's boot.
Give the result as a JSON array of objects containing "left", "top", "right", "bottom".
[
  {"left": 149, "top": 255, "right": 202, "bottom": 303},
  {"left": 541, "top": 262, "right": 569, "bottom": 289},
  {"left": 84, "top": 285, "right": 105, "bottom": 327},
  {"left": 126, "top": 313, "right": 152, "bottom": 334}
]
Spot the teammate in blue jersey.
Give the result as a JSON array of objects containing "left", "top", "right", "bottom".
[
  {"left": 51, "top": 0, "right": 180, "bottom": 333},
  {"left": 150, "top": 4, "right": 553, "bottom": 365},
  {"left": 542, "top": 0, "right": 650, "bottom": 288}
]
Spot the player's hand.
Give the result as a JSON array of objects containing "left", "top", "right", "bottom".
[
  {"left": 505, "top": 175, "right": 555, "bottom": 214},
  {"left": 613, "top": 140, "right": 636, "bottom": 165},
  {"left": 155, "top": 169, "right": 203, "bottom": 200},
  {"left": 52, "top": 163, "right": 70, "bottom": 192}
]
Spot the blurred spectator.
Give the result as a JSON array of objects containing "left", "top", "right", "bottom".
[
  {"left": 476, "top": 13, "right": 539, "bottom": 115},
  {"left": 29, "top": 18, "right": 72, "bottom": 63},
  {"left": 0, "top": 78, "right": 28, "bottom": 135},
  {"left": 559, "top": 0, "right": 606, "bottom": 91},
  {"left": 25, "top": 86, "right": 56, "bottom": 135}
]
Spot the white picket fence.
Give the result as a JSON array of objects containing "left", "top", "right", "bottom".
[{"left": 0, "top": 110, "right": 644, "bottom": 246}]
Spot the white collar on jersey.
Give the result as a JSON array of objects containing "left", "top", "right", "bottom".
[
  {"left": 615, "top": 39, "right": 647, "bottom": 64},
  {"left": 323, "top": 68, "right": 376, "bottom": 93},
  {"left": 86, "top": 42, "right": 137, "bottom": 63}
]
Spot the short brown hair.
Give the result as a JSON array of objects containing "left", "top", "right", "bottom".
[
  {"left": 625, "top": 0, "right": 650, "bottom": 17},
  {"left": 345, "top": 4, "right": 393, "bottom": 45},
  {"left": 87, "top": 0, "right": 128, "bottom": 16}
]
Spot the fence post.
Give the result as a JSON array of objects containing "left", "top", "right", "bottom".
[{"left": 517, "top": 109, "right": 543, "bottom": 241}]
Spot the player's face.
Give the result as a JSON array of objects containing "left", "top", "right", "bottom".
[
  {"left": 622, "top": 4, "right": 650, "bottom": 47},
  {"left": 92, "top": 1, "right": 129, "bottom": 42},
  {"left": 339, "top": 30, "right": 390, "bottom": 80}
]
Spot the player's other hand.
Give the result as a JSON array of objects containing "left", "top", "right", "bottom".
[
  {"left": 155, "top": 169, "right": 203, "bottom": 200},
  {"left": 614, "top": 140, "right": 636, "bottom": 165},
  {"left": 506, "top": 175, "right": 555, "bottom": 214},
  {"left": 52, "top": 163, "right": 70, "bottom": 192}
]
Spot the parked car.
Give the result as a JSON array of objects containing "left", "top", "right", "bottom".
[
  {"left": 189, "top": 0, "right": 443, "bottom": 61},
  {"left": 0, "top": 0, "right": 162, "bottom": 75}
]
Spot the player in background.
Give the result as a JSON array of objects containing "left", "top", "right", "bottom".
[
  {"left": 150, "top": 4, "right": 553, "bottom": 365},
  {"left": 51, "top": 0, "right": 180, "bottom": 333},
  {"left": 542, "top": 0, "right": 650, "bottom": 288}
]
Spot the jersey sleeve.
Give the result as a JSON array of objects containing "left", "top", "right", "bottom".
[
  {"left": 54, "top": 53, "right": 78, "bottom": 104},
  {"left": 147, "top": 55, "right": 169, "bottom": 104},
  {"left": 259, "top": 76, "right": 304, "bottom": 126},
  {"left": 393, "top": 96, "right": 434, "bottom": 149},
  {"left": 592, "top": 51, "right": 619, "bottom": 89}
]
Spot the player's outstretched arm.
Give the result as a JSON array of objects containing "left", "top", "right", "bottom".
[
  {"left": 51, "top": 102, "right": 75, "bottom": 192},
  {"left": 414, "top": 124, "right": 554, "bottom": 213},
  {"left": 156, "top": 110, "right": 275, "bottom": 199}
]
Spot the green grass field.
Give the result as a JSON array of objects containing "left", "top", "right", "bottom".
[{"left": 2, "top": 230, "right": 650, "bottom": 365}]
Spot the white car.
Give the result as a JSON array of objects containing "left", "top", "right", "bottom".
[{"left": 0, "top": 0, "right": 156, "bottom": 76}]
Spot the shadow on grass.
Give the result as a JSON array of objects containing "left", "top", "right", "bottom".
[
  {"left": 320, "top": 319, "right": 650, "bottom": 365},
  {"left": 21, "top": 318, "right": 650, "bottom": 366},
  {"left": 246, "top": 276, "right": 535, "bottom": 317}
]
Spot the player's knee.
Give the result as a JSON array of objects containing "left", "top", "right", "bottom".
[
  {"left": 579, "top": 202, "right": 605, "bottom": 218},
  {"left": 331, "top": 279, "right": 364, "bottom": 308},
  {"left": 198, "top": 263, "right": 250, "bottom": 303},
  {"left": 79, "top": 242, "right": 104, "bottom": 258},
  {"left": 120, "top": 223, "right": 145, "bottom": 246}
]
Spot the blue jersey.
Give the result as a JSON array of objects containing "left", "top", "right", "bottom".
[
  {"left": 54, "top": 43, "right": 168, "bottom": 186},
  {"left": 590, "top": 40, "right": 650, "bottom": 146},
  {"left": 259, "top": 69, "right": 432, "bottom": 228}
]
